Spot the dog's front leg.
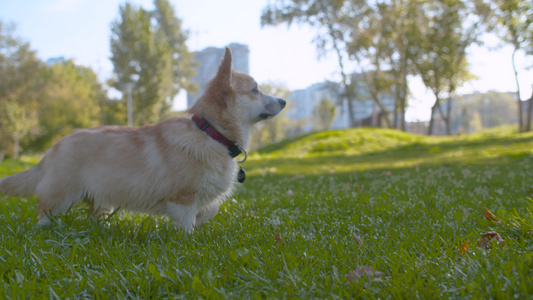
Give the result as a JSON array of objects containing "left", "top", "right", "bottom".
[
  {"left": 166, "top": 201, "right": 197, "bottom": 233},
  {"left": 195, "top": 201, "right": 220, "bottom": 227}
]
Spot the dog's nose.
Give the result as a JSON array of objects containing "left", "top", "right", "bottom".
[{"left": 278, "top": 98, "right": 286, "bottom": 108}]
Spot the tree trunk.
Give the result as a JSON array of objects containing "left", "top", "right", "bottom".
[
  {"left": 446, "top": 97, "right": 452, "bottom": 135},
  {"left": 526, "top": 89, "right": 533, "bottom": 131},
  {"left": 329, "top": 25, "right": 356, "bottom": 127},
  {"left": 436, "top": 101, "right": 451, "bottom": 135},
  {"left": 364, "top": 80, "right": 392, "bottom": 128},
  {"left": 512, "top": 47, "right": 523, "bottom": 132},
  {"left": 398, "top": 77, "right": 407, "bottom": 131},
  {"left": 345, "top": 89, "right": 356, "bottom": 127},
  {"left": 445, "top": 84, "right": 456, "bottom": 135},
  {"left": 399, "top": 56, "right": 409, "bottom": 132},
  {"left": 371, "top": 100, "right": 377, "bottom": 127},
  {"left": 400, "top": 95, "right": 406, "bottom": 131},
  {"left": 435, "top": 97, "right": 451, "bottom": 135},
  {"left": 428, "top": 101, "right": 437, "bottom": 136},
  {"left": 13, "top": 132, "right": 19, "bottom": 159},
  {"left": 428, "top": 93, "right": 443, "bottom": 136},
  {"left": 393, "top": 87, "right": 399, "bottom": 129},
  {"left": 359, "top": 62, "right": 392, "bottom": 128}
]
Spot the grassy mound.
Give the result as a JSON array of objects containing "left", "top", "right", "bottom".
[{"left": 256, "top": 127, "right": 425, "bottom": 156}]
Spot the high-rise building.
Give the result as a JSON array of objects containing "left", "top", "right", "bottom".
[
  {"left": 45, "top": 56, "right": 66, "bottom": 66},
  {"left": 187, "top": 43, "right": 250, "bottom": 108}
]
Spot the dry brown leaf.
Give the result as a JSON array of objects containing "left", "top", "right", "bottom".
[
  {"left": 460, "top": 240, "right": 470, "bottom": 255},
  {"left": 274, "top": 233, "right": 283, "bottom": 246},
  {"left": 477, "top": 231, "right": 505, "bottom": 249},
  {"left": 345, "top": 266, "right": 383, "bottom": 284},
  {"left": 352, "top": 233, "right": 363, "bottom": 246},
  {"left": 484, "top": 208, "right": 500, "bottom": 223}
]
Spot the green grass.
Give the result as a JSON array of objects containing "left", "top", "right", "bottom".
[{"left": 1, "top": 126, "right": 533, "bottom": 299}]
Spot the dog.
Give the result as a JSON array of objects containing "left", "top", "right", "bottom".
[{"left": 0, "top": 48, "right": 286, "bottom": 231}]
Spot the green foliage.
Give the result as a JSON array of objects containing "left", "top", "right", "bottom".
[
  {"left": 152, "top": 0, "right": 197, "bottom": 95},
  {"left": 26, "top": 60, "right": 106, "bottom": 152},
  {"left": 110, "top": 0, "right": 195, "bottom": 126},
  {"left": 100, "top": 98, "right": 127, "bottom": 126},
  {"left": 262, "top": 0, "right": 506, "bottom": 132},
  {"left": 262, "top": 0, "right": 373, "bottom": 128},
  {"left": 478, "top": 0, "right": 532, "bottom": 49},
  {"left": 415, "top": 0, "right": 480, "bottom": 135},
  {"left": 312, "top": 94, "right": 337, "bottom": 131},
  {"left": 0, "top": 21, "right": 43, "bottom": 157},
  {"left": 1, "top": 101, "right": 33, "bottom": 158},
  {"left": 476, "top": 0, "right": 533, "bottom": 131},
  {"left": 454, "top": 92, "right": 517, "bottom": 133},
  {"left": 2, "top": 127, "right": 533, "bottom": 297},
  {"left": 0, "top": 22, "right": 111, "bottom": 156}
]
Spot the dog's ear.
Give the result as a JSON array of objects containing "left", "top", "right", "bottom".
[{"left": 214, "top": 47, "right": 232, "bottom": 88}]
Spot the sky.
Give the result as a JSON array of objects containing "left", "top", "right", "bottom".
[{"left": 1, "top": 0, "right": 532, "bottom": 121}]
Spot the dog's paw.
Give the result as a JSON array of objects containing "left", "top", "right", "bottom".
[
  {"left": 37, "top": 216, "right": 51, "bottom": 226},
  {"left": 177, "top": 225, "right": 195, "bottom": 234},
  {"left": 167, "top": 201, "right": 197, "bottom": 233}
]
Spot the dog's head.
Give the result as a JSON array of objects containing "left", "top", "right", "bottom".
[{"left": 190, "top": 48, "right": 286, "bottom": 145}]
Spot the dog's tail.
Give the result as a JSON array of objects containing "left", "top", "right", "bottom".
[{"left": 0, "top": 160, "right": 43, "bottom": 197}]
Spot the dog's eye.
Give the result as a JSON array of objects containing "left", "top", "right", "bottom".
[{"left": 252, "top": 87, "right": 259, "bottom": 94}]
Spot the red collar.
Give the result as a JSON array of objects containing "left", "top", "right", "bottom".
[{"left": 192, "top": 115, "right": 242, "bottom": 158}]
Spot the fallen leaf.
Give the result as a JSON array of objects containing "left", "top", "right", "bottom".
[
  {"left": 382, "top": 171, "right": 392, "bottom": 178},
  {"left": 484, "top": 208, "right": 500, "bottom": 222},
  {"left": 460, "top": 240, "right": 469, "bottom": 255},
  {"left": 352, "top": 233, "right": 363, "bottom": 246},
  {"left": 477, "top": 231, "right": 504, "bottom": 249},
  {"left": 345, "top": 266, "right": 383, "bottom": 284},
  {"left": 275, "top": 233, "right": 283, "bottom": 246}
]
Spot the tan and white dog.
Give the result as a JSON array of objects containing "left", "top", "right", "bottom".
[{"left": 0, "top": 48, "right": 286, "bottom": 231}]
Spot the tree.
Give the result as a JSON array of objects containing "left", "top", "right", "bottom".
[
  {"left": 373, "top": 0, "right": 425, "bottom": 131},
  {"left": 0, "top": 21, "right": 43, "bottom": 158},
  {"left": 312, "top": 94, "right": 337, "bottom": 131},
  {"left": 415, "top": 0, "right": 479, "bottom": 135},
  {"left": 261, "top": 0, "right": 371, "bottom": 128},
  {"left": 110, "top": 0, "right": 195, "bottom": 126},
  {"left": 100, "top": 97, "right": 127, "bottom": 126},
  {"left": 29, "top": 60, "right": 107, "bottom": 151},
  {"left": 477, "top": 0, "right": 533, "bottom": 131},
  {"left": 2, "top": 101, "right": 32, "bottom": 159},
  {"left": 152, "top": 0, "right": 197, "bottom": 96},
  {"left": 454, "top": 91, "right": 516, "bottom": 132}
]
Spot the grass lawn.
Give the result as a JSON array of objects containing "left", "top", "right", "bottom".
[{"left": 1, "top": 126, "right": 532, "bottom": 299}]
